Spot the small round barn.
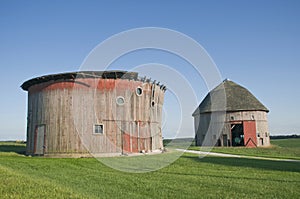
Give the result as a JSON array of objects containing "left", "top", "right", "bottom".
[
  {"left": 193, "top": 79, "right": 270, "bottom": 148},
  {"left": 21, "top": 71, "right": 166, "bottom": 157}
]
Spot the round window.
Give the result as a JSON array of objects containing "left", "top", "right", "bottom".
[
  {"left": 116, "top": 96, "right": 125, "bottom": 105},
  {"left": 136, "top": 87, "right": 143, "bottom": 96}
]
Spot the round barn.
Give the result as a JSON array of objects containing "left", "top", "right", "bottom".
[
  {"left": 21, "top": 71, "right": 166, "bottom": 157},
  {"left": 193, "top": 79, "right": 270, "bottom": 148}
]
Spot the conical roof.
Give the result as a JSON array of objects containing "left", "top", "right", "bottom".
[{"left": 193, "top": 79, "right": 269, "bottom": 115}]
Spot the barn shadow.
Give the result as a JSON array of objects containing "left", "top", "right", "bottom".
[
  {"left": 182, "top": 155, "right": 300, "bottom": 173},
  {"left": 0, "top": 142, "right": 26, "bottom": 155}
]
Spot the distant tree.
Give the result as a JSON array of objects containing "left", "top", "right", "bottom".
[{"left": 270, "top": 134, "right": 300, "bottom": 139}]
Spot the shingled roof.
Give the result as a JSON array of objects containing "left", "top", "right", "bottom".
[{"left": 192, "top": 79, "right": 269, "bottom": 115}]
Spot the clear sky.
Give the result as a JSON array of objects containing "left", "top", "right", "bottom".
[{"left": 0, "top": 0, "right": 299, "bottom": 140}]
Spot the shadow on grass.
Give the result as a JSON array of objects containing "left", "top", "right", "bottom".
[
  {"left": 0, "top": 144, "right": 26, "bottom": 155},
  {"left": 159, "top": 169, "right": 300, "bottom": 184},
  {"left": 182, "top": 155, "right": 300, "bottom": 173}
]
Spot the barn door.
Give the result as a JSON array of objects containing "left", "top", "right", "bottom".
[
  {"left": 222, "top": 134, "right": 228, "bottom": 147},
  {"left": 122, "top": 132, "right": 139, "bottom": 153},
  {"left": 243, "top": 121, "right": 257, "bottom": 147},
  {"left": 122, "top": 132, "right": 130, "bottom": 153},
  {"left": 231, "top": 123, "right": 244, "bottom": 146},
  {"left": 259, "top": 138, "right": 264, "bottom": 146},
  {"left": 34, "top": 125, "right": 45, "bottom": 155}
]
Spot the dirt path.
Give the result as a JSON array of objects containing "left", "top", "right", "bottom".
[{"left": 176, "top": 149, "right": 300, "bottom": 162}]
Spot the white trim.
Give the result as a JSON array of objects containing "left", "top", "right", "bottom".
[
  {"left": 94, "top": 124, "right": 104, "bottom": 135},
  {"left": 136, "top": 87, "right": 143, "bottom": 96},
  {"left": 116, "top": 96, "right": 125, "bottom": 105}
]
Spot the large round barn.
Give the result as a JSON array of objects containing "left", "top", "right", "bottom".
[
  {"left": 193, "top": 79, "right": 270, "bottom": 148},
  {"left": 21, "top": 71, "right": 166, "bottom": 157}
]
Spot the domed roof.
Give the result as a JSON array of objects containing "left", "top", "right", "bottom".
[{"left": 193, "top": 79, "right": 269, "bottom": 115}]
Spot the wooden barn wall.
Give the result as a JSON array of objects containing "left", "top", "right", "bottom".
[
  {"left": 26, "top": 78, "right": 164, "bottom": 156},
  {"left": 195, "top": 113, "right": 210, "bottom": 146},
  {"left": 226, "top": 111, "right": 270, "bottom": 147},
  {"left": 195, "top": 111, "right": 269, "bottom": 147},
  {"left": 254, "top": 112, "right": 270, "bottom": 146},
  {"left": 196, "top": 113, "right": 225, "bottom": 146}
]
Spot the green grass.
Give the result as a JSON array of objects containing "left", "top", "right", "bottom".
[
  {"left": 0, "top": 140, "right": 300, "bottom": 198},
  {"left": 271, "top": 138, "right": 300, "bottom": 148},
  {"left": 188, "top": 138, "right": 300, "bottom": 160},
  {"left": 0, "top": 141, "right": 26, "bottom": 156}
]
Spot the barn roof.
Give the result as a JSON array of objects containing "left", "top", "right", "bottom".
[
  {"left": 192, "top": 79, "right": 269, "bottom": 116},
  {"left": 21, "top": 71, "right": 141, "bottom": 91}
]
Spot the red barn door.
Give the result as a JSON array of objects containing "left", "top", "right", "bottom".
[{"left": 243, "top": 121, "right": 257, "bottom": 147}]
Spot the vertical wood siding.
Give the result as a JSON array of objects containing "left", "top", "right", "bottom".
[
  {"left": 26, "top": 78, "right": 165, "bottom": 156},
  {"left": 195, "top": 111, "right": 270, "bottom": 147}
]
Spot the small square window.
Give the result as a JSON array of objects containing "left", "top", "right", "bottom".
[
  {"left": 94, "top": 124, "right": 104, "bottom": 134},
  {"left": 265, "top": 132, "right": 268, "bottom": 137}
]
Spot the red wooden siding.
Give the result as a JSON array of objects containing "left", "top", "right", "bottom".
[
  {"left": 122, "top": 133, "right": 152, "bottom": 153},
  {"left": 243, "top": 121, "right": 257, "bottom": 147}
]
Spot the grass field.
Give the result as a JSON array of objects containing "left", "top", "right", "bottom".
[
  {"left": 0, "top": 140, "right": 299, "bottom": 198},
  {"left": 188, "top": 138, "right": 300, "bottom": 160}
]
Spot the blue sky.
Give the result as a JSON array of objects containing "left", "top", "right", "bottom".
[{"left": 0, "top": 0, "right": 299, "bottom": 140}]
